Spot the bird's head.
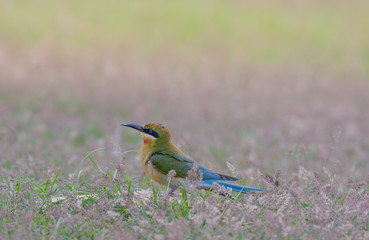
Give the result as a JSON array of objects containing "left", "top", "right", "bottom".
[{"left": 121, "top": 123, "right": 171, "bottom": 145}]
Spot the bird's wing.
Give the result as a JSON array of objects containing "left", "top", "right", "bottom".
[
  {"left": 149, "top": 153, "right": 193, "bottom": 178},
  {"left": 149, "top": 152, "right": 227, "bottom": 180}
]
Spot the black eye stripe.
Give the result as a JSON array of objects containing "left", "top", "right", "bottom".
[{"left": 144, "top": 128, "right": 159, "bottom": 138}]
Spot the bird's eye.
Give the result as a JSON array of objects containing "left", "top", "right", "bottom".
[{"left": 145, "top": 128, "right": 159, "bottom": 138}]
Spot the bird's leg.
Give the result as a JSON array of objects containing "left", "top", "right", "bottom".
[
  {"left": 217, "top": 190, "right": 235, "bottom": 200},
  {"left": 211, "top": 182, "right": 235, "bottom": 200},
  {"left": 167, "top": 186, "right": 178, "bottom": 196}
]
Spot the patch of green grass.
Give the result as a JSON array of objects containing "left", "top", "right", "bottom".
[
  {"left": 2, "top": 161, "right": 12, "bottom": 170},
  {"left": 87, "top": 124, "right": 105, "bottom": 139},
  {"left": 73, "top": 133, "right": 86, "bottom": 147}
]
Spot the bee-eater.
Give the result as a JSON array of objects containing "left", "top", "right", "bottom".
[{"left": 121, "top": 123, "right": 266, "bottom": 194}]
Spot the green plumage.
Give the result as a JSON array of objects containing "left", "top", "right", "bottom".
[
  {"left": 149, "top": 152, "right": 235, "bottom": 181},
  {"left": 150, "top": 153, "right": 193, "bottom": 178}
]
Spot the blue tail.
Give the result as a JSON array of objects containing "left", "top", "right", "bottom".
[{"left": 201, "top": 180, "right": 267, "bottom": 194}]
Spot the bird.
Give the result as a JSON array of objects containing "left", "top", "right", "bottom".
[{"left": 121, "top": 123, "right": 266, "bottom": 195}]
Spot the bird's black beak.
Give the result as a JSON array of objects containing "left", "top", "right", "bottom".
[{"left": 121, "top": 123, "right": 145, "bottom": 133}]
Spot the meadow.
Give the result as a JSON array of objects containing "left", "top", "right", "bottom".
[{"left": 1, "top": 0, "right": 369, "bottom": 239}]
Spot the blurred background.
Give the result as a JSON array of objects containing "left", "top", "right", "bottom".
[{"left": 1, "top": 0, "right": 368, "bottom": 181}]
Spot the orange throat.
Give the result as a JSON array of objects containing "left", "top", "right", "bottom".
[{"left": 141, "top": 133, "right": 155, "bottom": 145}]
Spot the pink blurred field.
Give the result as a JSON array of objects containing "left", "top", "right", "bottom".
[{"left": 1, "top": 48, "right": 368, "bottom": 178}]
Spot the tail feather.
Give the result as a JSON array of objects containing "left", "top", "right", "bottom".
[{"left": 200, "top": 180, "right": 267, "bottom": 194}]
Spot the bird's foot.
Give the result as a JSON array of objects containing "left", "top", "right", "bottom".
[{"left": 167, "top": 186, "right": 178, "bottom": 197}]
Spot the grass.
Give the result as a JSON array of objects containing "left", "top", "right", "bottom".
[
  {"left": 1, "top": 156, "right": 368, "bottom": 239},
  {"left": 1, "top": 0, "right": 369, "bottom": 239}
]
